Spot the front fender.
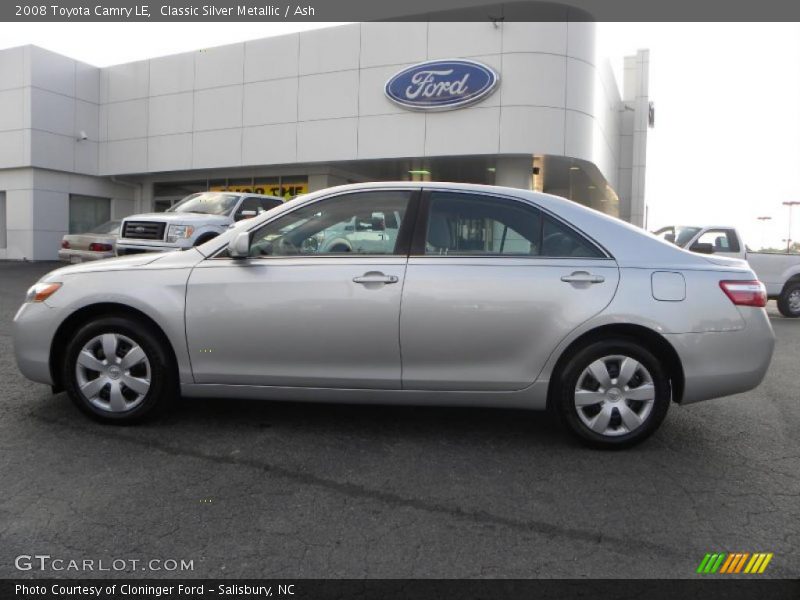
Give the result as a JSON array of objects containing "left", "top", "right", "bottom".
[{"left": 45, "top": 267, "right": 195, "bottom": 384}]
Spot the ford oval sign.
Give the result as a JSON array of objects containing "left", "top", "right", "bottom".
[{"left": 384, "top": 59, "right": 500, "bottom": 112}]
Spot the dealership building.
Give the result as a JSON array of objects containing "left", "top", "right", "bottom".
[{"left": 0, "top": 21, "right": 651, "bottom": 260}]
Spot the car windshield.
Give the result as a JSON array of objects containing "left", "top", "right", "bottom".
[
  {"left": 654, "top": 226, "right": 701, "bottom": 247},
  {"left": 168, "top": 192, "right": 239, "bottom": 216},
  {"left": 88, "top": 220, "right": 121, "bottom": 235}
]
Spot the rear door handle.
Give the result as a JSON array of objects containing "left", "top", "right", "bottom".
[
  {"left": 353, "top": 272, "right": 399, "bottom": 285},
  {"left": 561, "top": 271, "right": 605, "bottom": 284}
]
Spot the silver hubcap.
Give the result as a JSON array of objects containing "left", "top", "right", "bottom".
[
  {"left": 788, "top": 290, "right": 800, "bottom": 313},
  {"left": 75, "top": 333, "right": 151, "bottom": 413},
  {"left": 574, "top": 354, "right": 656, "bottom": 437}
]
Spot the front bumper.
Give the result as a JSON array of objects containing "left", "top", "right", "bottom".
[
  {"left": 667, "top": 306, "right": 775, "bottom": 404},
  {"left": 12, "top": 301, "right": 63, "bottom": 386}
]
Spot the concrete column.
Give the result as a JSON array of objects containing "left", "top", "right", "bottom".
[
  {"left": 307, "top": 173, "right": 331, "bottom": 192},
  {"left": 617, "top": 49, "right": 650, "bottom": 228},
  {"left": 494, "top": 157, "right": 532, "bottom": 190},
  {"left": 140, "top": 180, "right": 153, "bottom": 213},
  {"left": 0, "top": 191, "right": 6, "bottom": 251}
]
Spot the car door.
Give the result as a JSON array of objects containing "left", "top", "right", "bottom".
[
  {"left": 400, "top": 189, "right": 620, "bottom": 391},
  {"left": 185, "top": 188, "right": 418, "bottom": 389},
  {"left": 692, "top": 228, "right": 742, "bottom": 258}
]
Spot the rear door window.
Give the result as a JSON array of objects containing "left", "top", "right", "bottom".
[{"left": 422, "top": 191, "right": 604, "bottom": 258}]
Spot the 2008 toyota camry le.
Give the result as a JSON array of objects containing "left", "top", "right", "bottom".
[{"left": 13, "top": 182, "right": 775, "bottom": 448}]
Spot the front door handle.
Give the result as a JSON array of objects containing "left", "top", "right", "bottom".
[
  {"left": 353, "top": 272, "right": 399, "bottom": 285},
  {"left": 561, "top": 271, "right": 605, "bottom": 284}
]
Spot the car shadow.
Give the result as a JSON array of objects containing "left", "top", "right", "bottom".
[
  {"left": 30, "top": 389, "right": 716, "bottom": 455},
  {"left": 162, "top": 394, "right": 572, "bottom": 446}
]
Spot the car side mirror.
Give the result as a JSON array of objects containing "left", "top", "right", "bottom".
[
  {"left": 689, "top": 242, "right": 714, "bottom": 254},
  {"left": 229, "top": 231, "right": 251, "bottom": 258},
  {"left": 235, "top": 210, "right": 258, "bottom": 221},
  {"left": 664, "top": 233, "right": 676, "bottom": 244}
]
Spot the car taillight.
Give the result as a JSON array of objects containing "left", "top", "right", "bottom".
[
  {"left": 719, "top": 280, "right": 767, "bottom": 307},
  {"left": 61, "top": 240, "right": 70, "bottom": 249},
  {"left": 89, "top": 243, "right": 113, "bottom": 252}
]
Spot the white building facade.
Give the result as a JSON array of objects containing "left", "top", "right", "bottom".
[{"left": 0, "top": 21, "right": 651, "bottom": 260}]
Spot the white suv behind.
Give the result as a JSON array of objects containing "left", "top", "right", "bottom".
[{"left": 116, "top": 191, "right": 283, "bottom": 256}]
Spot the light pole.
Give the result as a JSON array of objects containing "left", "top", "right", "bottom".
[
  {"left": 783, "top": 201, "right": 800, "bottom": 253},
  {"left": 757, "top": 216, "right": 772, "bottom": 251}
]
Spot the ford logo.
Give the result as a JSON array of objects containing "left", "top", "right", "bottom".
[{"left": 384, "top": 59, "right": 500, "bottom": 112}]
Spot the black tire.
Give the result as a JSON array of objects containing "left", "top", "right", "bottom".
[
  {"left": 329, "top": 243, "right": 351, "bottom": 253},
  {"left": 194, "top": 234, "right": 218, "bottom": 247},
  {"left": 777, "top": 281, "right": 800, "bottom": 318},
  {"left": 62, "top": 316, "right": 177, "bottom": 424},
  {"left": 553, "top": 338, "right": 671, "bottom": 449}
]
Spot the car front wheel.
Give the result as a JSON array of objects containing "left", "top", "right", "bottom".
[
  {"left": 554, "top": 339, "right": 671, "bottom": 448},
  {"left": 62, "top": 316, "right": 176, "bottom": 423}
]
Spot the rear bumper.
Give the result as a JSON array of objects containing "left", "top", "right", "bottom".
[
  {"left": 667, "top": 307, "right": 775, "bottom": 404},
  {"left": 58, "top": 249, "right": 114, "bottom": 262}
]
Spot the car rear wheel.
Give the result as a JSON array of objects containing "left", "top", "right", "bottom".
[
  {"left": 554, "top": 339, "right": 671, "bottom": 448},
  {"left": 62, "top": 316, "right": 176, "bottom": 423},
  {"left": 777, "top": 282, "right": 800, "bottom": 318}
]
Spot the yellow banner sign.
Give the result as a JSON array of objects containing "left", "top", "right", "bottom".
[{"left": 210, "top": 183, "right": 308, "bottom": 200}]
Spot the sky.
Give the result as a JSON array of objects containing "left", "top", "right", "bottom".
[
  {"left": 1, "top": 21, "right": 799, "bottom": 249},
  {"left": 597, "top": 23, "right": 800, "bottom": 250}
]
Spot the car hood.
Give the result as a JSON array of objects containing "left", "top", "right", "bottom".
[
  {"left": 42, "top": 249, "right": 204, "bottom": 281},
  {"left": 123, "top": 212, "right": 230, "bottom": 225}
]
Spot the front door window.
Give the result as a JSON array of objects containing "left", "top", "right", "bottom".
[{"left": 246, "top": 191, "right": 412, "bottom": 257}]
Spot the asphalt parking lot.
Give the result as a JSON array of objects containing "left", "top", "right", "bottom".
[{"left": 1, "top": 260, "right": 798, "bottom": 579}]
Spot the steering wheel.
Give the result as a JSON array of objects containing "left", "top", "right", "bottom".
[{"left": 276, "top": 237, "right": 298, "bottom": 255}]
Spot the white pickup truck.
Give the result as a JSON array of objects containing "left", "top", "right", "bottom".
[
  {"left": 116, "top": 191, "right": 283, "bottom": 256},
  {"left": 654, "top": 225, "right": 800, "bottom": 317}
]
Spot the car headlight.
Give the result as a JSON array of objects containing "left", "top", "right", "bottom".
[
  {"left": 167, "top": 224, "right": 194, "bottom": 242},
  {"left": 25, "top": 282, "right": 62, "bottom": 303}
]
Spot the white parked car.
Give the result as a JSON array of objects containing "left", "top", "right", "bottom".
[
  {"left": 654, "top": 225, "right": 800, "bottom": 317},
  {"left": 58, "top": 220, "right": 121, "bottom": 263},
  {"left": 116, "top": 192, "right": 283, "bottom": 256}
]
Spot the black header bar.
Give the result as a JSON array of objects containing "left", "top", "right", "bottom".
[
  {"left": 4, "top": 0, "right": 800, "bottom": 22},
  {"left": 4, "top": 579, "right": 800, "bottom": 600}
]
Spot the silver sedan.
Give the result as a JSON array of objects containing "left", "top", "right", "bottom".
[{"left": 13, "top": 182, "right": 775, "bottom": 447}]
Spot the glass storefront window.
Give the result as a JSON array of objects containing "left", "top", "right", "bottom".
[
  {"left": 270, "top": 178, "right": 308, "bottom": 200},
  {"left": 69, "top": 194, "right": 110, "bottom": 234},
  {"left": 153, "top": 181, "right": 208, "bottom": 212}
]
